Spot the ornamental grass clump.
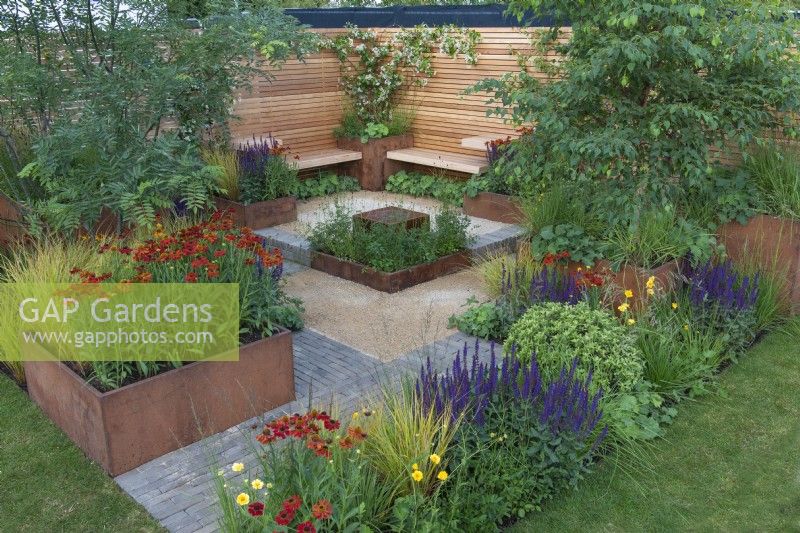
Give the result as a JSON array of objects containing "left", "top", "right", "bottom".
[
  {"left": 745, "top": 143, "right": 800, "bottom": 220},
  {"left": 504, "top": 302, "right": 645, "bottom": 394},
  {"left": 362, "top": 389, "right": 460, "bottom": 499}
]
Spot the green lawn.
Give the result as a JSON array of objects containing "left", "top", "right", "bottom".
[
  {"left": 513, "top": 331, "right": 800, "bottom": 532},
  {"left": 0, "top": 373, "right": 164, "bottom": 532}
]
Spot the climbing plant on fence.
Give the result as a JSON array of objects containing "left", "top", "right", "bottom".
[{"left": 328, "top": 24, "right": 481, "bottom": 136}]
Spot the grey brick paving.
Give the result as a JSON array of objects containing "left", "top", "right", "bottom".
[{"left": 115, "top": 324, "right": 500, "bottom": 533}]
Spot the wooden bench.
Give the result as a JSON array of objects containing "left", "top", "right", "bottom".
[
  {"left": 292, "top": 148, "right": 362, "bottom": 171},
  {"left": 385, "top": 148, "right": 488, "bottom": 175},
  {"left": 461, "top": 134, "right": 511, "bottom": 151}
]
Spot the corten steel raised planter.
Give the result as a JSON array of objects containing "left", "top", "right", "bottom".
[
  {"left": 0, "top": 193, "right": 26, "bottom": 243},
  {"left": 462, "top": 192, "right": 525, "bottom": 224},
  {"left": 214, "top": 196, "right": 297, "bottom": 229},
  {"left": 23, "top": 329, "right": 295, "bottom": 476},
  {"left": 336, "top": 134, "right": 414, "bottom": 191},
  {"left": 717, "top": 214, "right": 800, "bottom": 313},
  {"left": 310, "top": 250, "right": 471, "bottom": 293},
  {"left": 595, "top": 259, "right": 683, "bottom": 308}
]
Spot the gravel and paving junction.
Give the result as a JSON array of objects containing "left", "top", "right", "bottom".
[
  {"left": 268, "top": 191, "right": 520, "bottom": 360},
  {"left": 115, "top": 192, "right": 523, "bottom": 532}
]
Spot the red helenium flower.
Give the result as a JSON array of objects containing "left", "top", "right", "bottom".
[
  {"left": 247, "top": 501, "right": 265, "bottom": 517},
  {"left": 283, "top": 495, "right": 302, "bottom": 512},
  {"left": 311, "top": 499, "right": 333, "bottom": 520},
  {"left": 296, "top": 521, "right": 316, "bottom": 533},
  {"left": 274, "top": 508, "right": 295, "bottom": 526}
]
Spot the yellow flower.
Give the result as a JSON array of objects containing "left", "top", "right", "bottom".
[
  {"left": 647, "top": 288, "right": 655, "bottom": 296},
  {"left": 352, "top": 411, "right": 359, "bottom": 419},
  {"left": 437, "top": 471, "right": 449, "bottom": 481},
  {"left": 624, "top": 289, "right": 633, "bottom": 299},
  {"left": 683, "top": 324, "right": 689, "bottom": 331},
  {"left": 412, "top": 463, "right": 419, "bottom": 471},
  {"left": 266, "top": 482, "right": 273, "bottom": 490},
  {"left": 627, "top": 318, "right": 636, "bottom": 325},
  {"left": 617, "top": 303, "right": 629, "bottom": 313},
  {"left": 236, "top": 493, "right": 250, "bottom": 506},
  {"left": 231, "top": 462, "right": 244, "bottom": 473},
  {"left": 672, "top": 302, "right": 679, "bottom": 309},
  {"left": 411, "top": 470, "right": 424, "bottom": 482},
  {"left": 429, "top": 454, "right": 441, "bottom": 465},
  {"left": 251, "top": 479, "right": 264, "bottom": 490},
  {"left": 646, "top": 276, "right": 656, "bottom": 289}
]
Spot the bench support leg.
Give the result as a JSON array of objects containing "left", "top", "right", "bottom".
[{"left": 337, "top": 134, "right": 414, "bottom": 191}]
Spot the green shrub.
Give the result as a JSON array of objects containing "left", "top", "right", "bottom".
[
  {"left": 333, "top": 108, "right": 415, "bottom": 141},
  {"left": 294, "top": 172, "right": 360, "bottom": 200},
  {"left": 530, "top": 223, "right": 604, "bottom": 266},
  {"left": 19, "top": 120, "right": 221, "bottom": 233},
  {"left": 504, "top": 302, "right": 644, "bottom": 393},
  {"left": 745, "top": 143, "right": 800, "bottom": 220},
  {"left": 448, "top": 300, "right": 514, "bottom": 341},
  {"left": 385, "top": 170, "right": 466, "bottom": 206},
  {"left": 473, "top": 0, "right": 800, "bottom": 215},
  {"left": 681, "top": 166, "right": 755, "bottom": 227}
]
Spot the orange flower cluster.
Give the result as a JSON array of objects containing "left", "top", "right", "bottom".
[
  {"left": 542, "top": 250, "right": 570, "bottom": 266},
  {"left": 69, "top": 268, "right": 112, "bottom": 284},
  {"left": 71, "top": 211, "right": 282, "bottom": 284},
  {"left": 577, "top": 270, "right": 605, "bottom": 288},
  {"left": 255, "top": 410, "right": 367, "bottom": 459}
]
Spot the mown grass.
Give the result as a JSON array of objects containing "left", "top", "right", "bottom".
[
  {"left": 511, "top": 331, "right": 800, "bottom": 532},
  {"left": 0, "top": 373, "right": 164, "bottom": 532}
]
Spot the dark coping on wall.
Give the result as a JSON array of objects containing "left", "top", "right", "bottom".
[{"left": 283, "top": 4, "right": 555, "bottom": 28}]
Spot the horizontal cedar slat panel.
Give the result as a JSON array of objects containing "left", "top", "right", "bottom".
[{"left": 231, "top": 27, "right": 544, "bottom": 154}]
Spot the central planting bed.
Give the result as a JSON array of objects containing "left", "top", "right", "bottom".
[{"left": 308, "top": 204, "right": 474, "bottom": 292}]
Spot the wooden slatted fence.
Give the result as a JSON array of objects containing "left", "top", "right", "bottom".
[{"left": 230, "top": 27, "right": 566, "bottom": 157}]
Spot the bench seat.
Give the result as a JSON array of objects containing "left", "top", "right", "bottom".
[
  {"left": 460, "top": 134, "right": 510, "bottom": 151},
  {"left": 292, "top": 149, "right": 362, "bottom": 171},
  {"left": 385, "top": 148, "right": 488, "bottom": 175}
]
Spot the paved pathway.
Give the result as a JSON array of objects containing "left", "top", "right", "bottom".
[{"left": 115, "top": 327, "right": 499, "bottom": 532}]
